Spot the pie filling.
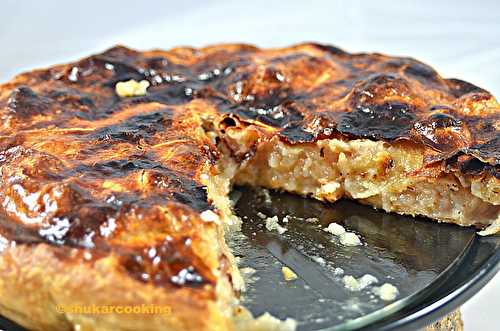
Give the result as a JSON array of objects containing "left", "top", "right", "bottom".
[{"left": 204, "top": 122, "right": 500, "bottom": 236}]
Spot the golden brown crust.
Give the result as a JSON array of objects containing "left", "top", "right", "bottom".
[
  {"left": 0, "top": 43, "right": 499, "bottom": 330},
  {"left": 2, "top": 44, "right": 499, "bottom": 170},
  {"left": 0, "top": 242, "right": 234, "bottom": 331}
]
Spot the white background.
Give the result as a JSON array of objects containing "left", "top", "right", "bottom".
[{"left": 1, "top": 1, "right": 498, "bottom": 330}]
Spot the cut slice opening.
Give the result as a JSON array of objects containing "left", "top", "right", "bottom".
[{"left": 204, "top": 121, "right": 500, "bottom": 235}]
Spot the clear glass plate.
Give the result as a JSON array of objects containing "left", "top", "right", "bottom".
[{"left": 229, "top": 186, "right": 499, "bottom": 331}]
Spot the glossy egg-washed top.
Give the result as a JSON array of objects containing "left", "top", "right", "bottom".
[{"left": 0, "top": 43, "right": 499, "bottom": 288}]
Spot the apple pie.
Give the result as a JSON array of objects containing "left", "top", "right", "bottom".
[{"left": 0, "top": 43, "right": 498, "bottom": 331}]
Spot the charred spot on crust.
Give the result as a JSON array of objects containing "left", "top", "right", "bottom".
[
  {"left": 349, "top": 73, "right": 416, "bottom": 108},
  {"left": 224, "top": 97, "right": 305, "bottom": 129},
  {"left": 170, "top": 187, "right": 211, "bottom": 213},
  {"left": 148, "top": 83, "right": 197, "bottom": 105},
  {"left": 91, "top": 109, "right": 173, "bottom": 144},
  {"left": 466, "top": 136, "right": 500, "bottom": 165},
  {"left": 147, "top": 170, "right": 211, "bottom": 211},
  {"left": 1, "top": 178, "right": 111, "bottom": 248},
  {"left": 100, "top": 45, "right": 140, "bottom": 59},
  {"left": 101, "top": 60, "right": 147, "bottom": 86},
  {"left": 458, "top": 155, "right": 500, "bottom": 179},
  {"left": 118, "top": 239, "right": 212, "bottom": 287},
  {"left": 279, "top": 123, "right": 316, "bottom": 144},
  {"left": 413, "top": 112, "right": 471, "bottom": 152},
  {"left": 428, "top": 113, "right": 462, "bottom": 128},
  {"left": 310, "top": 43, "right": 348, "bottom": 56},
  {"left": 39, "top": 205, "right": 114, "bottom": 247},
  {"left": 7, "top": 86, "right": 52, "bottom": 118},
  {"left": 75, "top": 158, "right": 164, "bottom": 178},
  {"left": 447, "top": 78, "right": 489, "bottom": 98},
  {"left": 403, "top": 61, "right": 441, "bottom": 84},
  {"left": 75, "top": 157, "right": 211, "bottom": 211},
  {"left": 449, "top": 146, "right": 500, "bottom": 179},
  {"left": 219, "top": 116, "right": 238, "bottom": 129},
  {"left": 338, "top": 102, "right": 417, "bottom": 140}
]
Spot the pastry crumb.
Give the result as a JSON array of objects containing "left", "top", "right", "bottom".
[
  {"left": 115, "top": 79, "right": 150, "bottom": 97},
  {"left": 276, "top": 226, "right": 287, "bottom": 235},
  {"left": 311, "top": 256, "right": 326, "bottom": 266},
  {"left": 200, "top": 210, "right": 220, "bottom": 223},
  {"left": 281, "top": 266, "right": 298, "bottom": 281},
  {"left": 319, "top": 182, "right": 341, "bottom": 194},
  {"left": 323, "top": 223, "right": 346, "bottom": 235},
  {"left": 257, "top": 188, "right": 273, "bottom": 204},
  {"left": 358, "top": 274, "right": 378, "bottom": 289},
  {"left": 342, "top": 275, "right": 360, "bottom": 291},
  {"left": 333, "top": 267, "right": 344, "bottom": 276},
  {"left": 236, "top": 312, "right": 297, "bottom": 331},
  {"left": 240, "top": 267, "right": 257, "bottom": 276},
  {"left": 373, "top": 283, "right": 399, "bottom": 301},
  {"left": 265, "top": 216, "right": 287, "bottom": 234},
  {"left": 339, "top": 232, "right": 362, "bottom": 246},
  {"left": 343, "top": 274, "right": 378, "bottom": 291}
]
